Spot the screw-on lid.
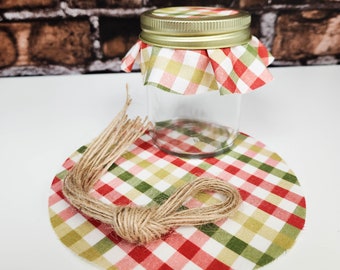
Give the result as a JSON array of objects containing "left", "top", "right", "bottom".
[{"left": 140, "top": 6, "right": 251, "bottom": 49}]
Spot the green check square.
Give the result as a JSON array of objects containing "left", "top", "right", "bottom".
[
  {"left": 121, "top": 151, "right": 135, "bottom": 160},
  {"left": 93, "top": 237, "right": 114, "bottom": 254},
  {"left": 119, "top": 171, "right": 135, "bottom": 182},
  {"left": 198, "top": 162, "right": 212, "bottom": 171},
  {"left": 270, "top": 168, "right": 286, "bottom": 179},
  {"left": 56, "top": 169, "right": 68, "bottom": 179},
  {"left": 225, "top": 236, "right": 248, "bottom": 255},
  {"left": 282, "top": 173, "right": 298, "bottom": 184},
  {"left": 137, "top": 159, "right": 152, "bottom": 169},
  {"left": 294, "top": 204, "right": 306, "bottom": 219},
  {"left": 153, "top": 192, "right": 170, "bottom": 204},
  {"left": 166, "top": 59, "right": 183, "bottom": 76},
  {"left": 190, "top": 68, "right": 205, "bottom": 84},
  {"left": 241, "top": 245, "right": 264, "bottom": 264},
  {"left": 199, "top": 223, "right": 220, "bottom": 237},
  {"left": 244, "top": 217, "right": 263, "bottom": 233},
  {"left": 77, "top": 145, "right": 87, "bottom": 154},
  {"left": 228, "top": 69, "right": 239, "bottom": 87},
  {"left": 61, "top": 230, "right": 82, "bottom": 247},
  {"left": 258, "top": 163, "right": 273, "bottom": 174},
  {"left": 80, "top": 247, "right": 102, "bottom": 261},
  {"left": 49, "top": 211, "right": 64, "bottom": 227},
  {"left": 239, "top": 46, "right": 256, "bottom": 65},
  {"left": 214, "top": 229, "right": 234, "bottom": 246},
  {"left": 280, "top": 223, "right": 300, "bottom": 239},
  {"left": 264, "top": 243, "right": 285, "bottom": 258},
  {"left": 155, "top": 168, "right": 170, "bottom": 179},
  {"left": 135, "top": 181, "right": 153, "bottom": 193},
  {"left": 257, "top": 253, "right": 275, "bottom": 266},
  {"left": 108, "top": 163, "right": 118, "bottom": 171},
  {"left": 238, "top": 154, "right": 252, "bottom": 164}
]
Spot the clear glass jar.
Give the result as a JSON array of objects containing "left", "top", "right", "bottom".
[
  {"left": 139, "top": 7, "right": 251, "bottom": 158},
  {"left": 147, "top": 85, "right": 241, "bottom": 158}
]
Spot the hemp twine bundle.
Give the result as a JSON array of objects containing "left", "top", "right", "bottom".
[{"left": 62, "top": 90, "right": 241, "bottom": 245}]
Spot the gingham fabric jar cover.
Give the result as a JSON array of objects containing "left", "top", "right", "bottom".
[{"left": 121, "top": 7, "right": 275, "bottom": 95}]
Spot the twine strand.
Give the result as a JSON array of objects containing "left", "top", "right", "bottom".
[{"left": 62, "top": 89, "right": 241, "bottom": 245}]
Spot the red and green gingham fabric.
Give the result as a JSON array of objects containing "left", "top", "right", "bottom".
[
  {"left": 121, "top": 37, "right": 274, "bottom": 95},
  {"left": 48, "top": 133, "right": 306, "bottom": 270}
]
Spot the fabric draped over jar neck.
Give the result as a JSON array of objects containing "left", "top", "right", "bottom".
[{"left": 121, "top": 36, "right": 275, "bottom": 96}]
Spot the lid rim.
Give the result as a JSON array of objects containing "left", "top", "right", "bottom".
[
  {"left": 141, "top": 24, "right": 250, "bottom": 37},
  {"left": 140, "top": 7, "right": 251, "bottom": 49},
  {"left": 140, "top": 30, "right": 252, "bottom": 49},
  {"left": 142, "top": 9, "right": 249, "bottom": 21},
  {"left": 141, "top": 10, "right": 250, "bottom": 32}
]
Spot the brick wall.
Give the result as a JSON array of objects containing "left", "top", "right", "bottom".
[{"left": 0, "top": 0, "right": 339, "bottom": 77}]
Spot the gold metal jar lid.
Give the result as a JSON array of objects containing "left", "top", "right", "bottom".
[{"left": 140, "top": 6, "right": 251, "bottom": 49}]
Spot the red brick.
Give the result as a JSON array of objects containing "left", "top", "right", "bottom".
[
  {"left": 176, "top": 0, "right": 232, "bottom": 5},
  {"left": 239, "top": 0, "right": 267, "bottom": 8},
  {"left": 271, "top": 0, "right": 340, "bottom": 4},
  {"left": 146, "top": 0, "right": 172, "bottom": 6},
  {"left": 250, "top": 14, "right": 261, "bottom": 37},
  {"left": 149, "top": 0, "right": 234, "bottom": 6},
  {"left": 0, "top": 29, "right": 17, "bottom": 68},
  {"left": 0, "top": 0, "right": 57, "bottom": 9},
  {"left": 100, "top": 17, "right": 140, "bottom": 59},
  {"left": 270, "top": 0, "right": 316, "bottom": 4},
  {"left": 103, "top": 36, "right": 127, "bottom": 58},
  {"left": 0, "top": 23, "right": 33, "bottom": 66},
  {"left": 301, "top": 10, "right": 330, "bottom": 20},
  {"left": 272, "top": 12, "right": 340, "bottom": 60},
  {"left": 30, "top": 20, "right": 93, "bottom": 65},
  {"left": 104, "top": 0, "right": 143, "bottom": 8},
  {"left": 67, "top": 0, "right": 97, "bottom": 9}
]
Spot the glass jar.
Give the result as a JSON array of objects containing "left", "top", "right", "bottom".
[
  {"left": 147, "top": 85, "right": 241, "bottom": 158},
  {"left": 140, "top": 7, "right": 251, "bottom": 158},
  {"left": 121, "top": 7, "right": 274, "bottom": 157}
]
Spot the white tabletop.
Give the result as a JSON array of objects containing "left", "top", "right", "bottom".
[{"left": 0, "top": 65, "right": 339, "bottom": 269}]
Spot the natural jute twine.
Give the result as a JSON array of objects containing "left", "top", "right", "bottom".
[{"left": 62, "top": 90, "right": 241, "bottom": 245}]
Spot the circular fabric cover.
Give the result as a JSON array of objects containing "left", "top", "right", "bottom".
[{"left": 48, "top": 133, "right": 306, "bottom": 269}]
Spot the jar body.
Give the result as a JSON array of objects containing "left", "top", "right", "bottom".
[{"left": 147, "top": 85, "right": 241, "bottom": 158}]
